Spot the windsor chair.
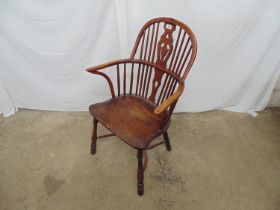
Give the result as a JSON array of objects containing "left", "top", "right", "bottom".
[{"left": 86, "top": 17, "right": 197, "bottom": 196}]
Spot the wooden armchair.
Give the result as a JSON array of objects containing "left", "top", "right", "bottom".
[{"left": 86, "top": 17, "right": 197, "bottom": 196}]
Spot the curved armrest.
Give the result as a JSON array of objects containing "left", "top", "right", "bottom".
[
  {"left": 86, "top": 58, "right": 183, "bottom": 102},
  {"left": 86, "top": 59, "right": 181, "bottom": 81},
  {"left": 86, "top": 59, "right": 132, "bottom": 73},
  {"left": 154, "top": 83, "right": 184, "bottom": 115}
]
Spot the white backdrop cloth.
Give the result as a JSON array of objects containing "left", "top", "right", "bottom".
[{"left": 1, "top": 0, "right": 280, "bottom": 116}]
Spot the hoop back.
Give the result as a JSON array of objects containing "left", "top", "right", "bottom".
[{"left": 130, "top": 17, "right": 197, "bottom": 104}]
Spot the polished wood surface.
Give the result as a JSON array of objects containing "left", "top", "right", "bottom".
[
  {"left": 90, "top": 96, "right": 169, "bottom": 149},
  {"left": 87, "top": 17, "right": 197, "bottom": 196}
]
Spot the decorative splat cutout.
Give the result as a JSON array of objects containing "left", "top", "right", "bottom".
[{"left": 149, "top": 23, "right": 176, "bottom": 103}]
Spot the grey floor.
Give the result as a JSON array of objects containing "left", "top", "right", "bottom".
[{"left": 0, "top": 109, "right": 279, "bottom": 210}]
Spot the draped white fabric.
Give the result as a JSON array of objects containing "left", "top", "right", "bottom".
[
  {"left": 1, "top": 0, "right": 280, "bottom": 116},
  {"left": 0, "top": 81, "right": 17, "bottom": 117}
]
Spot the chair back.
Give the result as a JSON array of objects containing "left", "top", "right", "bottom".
[{"left": 130, "top": 17, "right": 197, "bottom": 105}]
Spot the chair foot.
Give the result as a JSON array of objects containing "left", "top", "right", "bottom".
[
  {"left": 137, "top": 149, "right": 144, "bottom": 196},
  {"left": 90, "top": 143, "right": 96, "bottom": 155},
  {"left": 163, "top": 131, "right": 171, "bottom": 151},
  {"left": 90, "top": 118, "right": 98, "bottom": 155},
  {"left": 137, "top": 183, "right": 144, "bottom": 196}
]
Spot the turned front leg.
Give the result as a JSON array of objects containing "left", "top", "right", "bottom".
[
  {"left": 91, "top": 118, "right": 98, "bottom": 155},
  {"left": 137, "top": 149, "right": 144, "bottom": 196}
]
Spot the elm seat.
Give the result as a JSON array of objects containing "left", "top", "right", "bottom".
[{"left": 89, "top": 95, "right": 169, "bottom": 149}]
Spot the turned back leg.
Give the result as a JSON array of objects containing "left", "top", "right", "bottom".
[
  {"left": 91, "top": 118, "right": 98, "bottom": 155},
  {"left": 163, "top": 131, "right": 171, "bottom": 151}
]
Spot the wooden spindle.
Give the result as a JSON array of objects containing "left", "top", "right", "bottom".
[
  {"left": 117, "top": 64, "right": 120, "bottom": 96},
  {"left": 170, "top": 32, "right": 187, "bottom": 72},
  {"left": 136, "top": 32, "right": 146, "bottom": 95},
  {"left": 174, "top": 37, "right": 191, "bottom": 76},
  {"left": 145, "top": 23, "right": 160, "bottom": 98},
  {"left": 123, "top": 63, "right": 126, "bottom": 95},
  {"left": 161, "top": 36, "right": 189, "bottom": 103},
  {"left": 180, "top": 46, "right": 193, "bottom": 78},
  {"left": 139, "top": 27, "right": 150, "bottom": 96},
  {"left": 165, "top": 46, "right": 193, "bottom": 99},
  {"left": 151, "top": 22, "right": 160, "bottom": 63},
  {"left": 165, "top": 79, "right": 178, "bottom": 102},
  {"left": 143, "top": 24, "right": 155, "bottom": 95},
  {"left": 130, "top": 63, "right": 134, "bottom": 95},
  {"left": 157, "top": 28, "right": 182, "bottom": 103},
  {"left": 140, "top": 26, "right": 152, "bottom": 97},
  {"left": 166, "top": 46, "right": 193, "bottom": 99},
  {"left": 158, "top": 33, "right": 189, "bottom": 104},
  {"left": 142, "top": 25, "right": 154, "bottom": 97},
  {"left": 168, "top": 27, "right": 182, "bottom": 71}
]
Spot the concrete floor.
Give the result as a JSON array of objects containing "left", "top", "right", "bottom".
[{"left": 0, "top": 109, "right": 279, "bottom": 210}]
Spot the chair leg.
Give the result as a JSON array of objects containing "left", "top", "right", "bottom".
[
  {"left": 90, "top": 118, "right": 98, "bottom": 155},
  {"left": 137, "top": 149, "right": 144, "bottom": 196},
  {"left": 163, "top": 131, "right": 171, "bottom": 151}
]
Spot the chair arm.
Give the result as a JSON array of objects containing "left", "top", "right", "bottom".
[
  {"left": 86, "top": 59, "right": 181, "bottom": 80},
  {"left": 86, "top": 58, "right": 182, "bottom": 100},
  {"left": 86, "top": 59, "right": 132, "bottom": 73},
  {"left": 86, "top": 59, "right": 133, "bottom": 99},
  {"left": 91, "top": 71, "right": 116, "bottom": 99},
  {"left": 154, "top": 83, "right": 184, "bottom": 115}
]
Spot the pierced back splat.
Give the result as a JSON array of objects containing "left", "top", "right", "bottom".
[
  {"left": 130, "top": 17, "right": 197, "bottom": 106},
  {"left": 149, "top": 23, "right": 175, "bottom": 103}
]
